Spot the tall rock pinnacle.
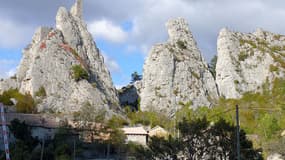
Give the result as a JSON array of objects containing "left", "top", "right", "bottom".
[
  {"left": 140, "top": 18, "right": 219, "bottom": 117},
  {"left": 70, "top": 0, "right": 83, "bottom": 19},
  {"left": 0, "top": 0, "right": 120, "bottom": 115},
  {"left": 166, "top": 18, "right": 193, "bottom": 43}
]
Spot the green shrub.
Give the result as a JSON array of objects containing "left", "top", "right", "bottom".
[
  {"left": 0, "top": 89, "right": 36, "bottom": 113},
  {"left": 269, "top": 64, "right": 279, "bottom": 72},
  {"left": 257, "top": 38, "right": 269, "bottom": 46},
  {"left": 70, "top": 48, "right": 79, "bottom": 57},
  {"left": 0, "top": 89, "right": 15, "bottom": 105},
  {"left": 15, "top": 94, "right": 36, "bottom": 113},
  {"left": 273, "top": 34, "right": 282, "bottom": 40},
  {"left": 173, "top": 88, "right": 179, "bottom": 96},
  {"left": 176, "top": 40, "right": 187, "bottom": 49},
  {"left": 71, "top": 65, "right": 89, "bottom": 82},
  {"left": 238, "top": 51, "right": 249, "bottom": 61},
  {"left": 239, "top": 39, "right": 246, "bottom": 46},
  {"left": 191, "top": 71, "right": 199, "bottom": 79},
  {"left": 270, "top": 45, "right": 282, "bottom": 52},
  {"left": 168, "top": 47, "right": 175, "bottom": 53},
  {"left": 178, "top": 101, "right": 192, "bottom": 108},
  {"left": 10, "top": 75, "right": 17, "bottom": 79},
  {"left": 240, "top": 39, "right": 257, "bottom": 48},
  {"left": 257, "top": 46, "right": 266, "bottom": 53},
  {"left": 91, "top": 83, "right": 97, "bottom": 88},
  {"left": 127, "top": 111, "right": 172, "bottom": 129},
  {"left": 35, "top": 86, "right": 46, "bottom": 98}
]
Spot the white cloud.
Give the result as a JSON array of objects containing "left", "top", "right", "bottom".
[
  {"left": 115, "top": 85, "right": 124, "bottom": 90},
  {"left": 7, "top": 68, "right": 17, "bottom": 77},
  {"left": 121, "top": 0, "right": 285, "bottom": 59},
  {"left": 0, "top": 18, "right": 33, "bottom": 48},
  {"left": 0, "top": 59, "right": 18, "bottom": 78},
  {"left": 88, "top": 19, "right": 128, "bottom": 43},
  {"left": 102, "top": 53, "right": 120, "bottom": 73}
]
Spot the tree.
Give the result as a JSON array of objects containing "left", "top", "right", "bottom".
[
  {"left": 8, "top": 119, "right": 39, "bottom": 160},
  {"left": 178, "top": 117, "right": 263, "bottom": 160},
  {"left": 9, "top": 119, "right": 39, "bottom": 148},
  {"left": 149, "top": 136, "right": 181, "bottom": 160},
  {"left": 73, "top": 102, "right": 106, "bottom": 128},
  {"left": 178, "top": 117, "right": 210, "bottom": 159},
  {"left": 132, "top": 136, "right": 181, "bottom": 160},
  {"left": 131, "top": 71, "right": 142, "bottom": 83},
  {"left": 134, "top": 117, "right": 263, "bottom": 160},
  {"left": 73, "top": 102, "right": 106, "bottom": 143},
  {"left": 208, "top": 55, "right": 217, "bottom": 79}
]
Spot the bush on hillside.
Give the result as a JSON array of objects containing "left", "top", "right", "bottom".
[
  {"left": 0, "top": 89, "right": 36, "bottom": 113},
  {"left": 71, "top": 65, "right": 89, "bottom": 82},
  {"left": 35, "top": 86, "right": 47, "bottom": 98}
]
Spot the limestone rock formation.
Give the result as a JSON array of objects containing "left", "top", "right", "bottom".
[
  {"left": 118, "top": 81, "right": 142, "bottom": 110},
  {"left": 267, "top": 153, "right": 284, "bottom": 160},
  {"left": 216, "top": 28, "right": 285, "bottom": 98},
  {"left": 140, "top": 18, "right": 219, "bottom": 117},
  {"left": 0, "top": 0, "right": 120, "bottom": 114}
]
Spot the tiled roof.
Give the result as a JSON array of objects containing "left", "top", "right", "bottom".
[
  {"left": 122, "top": 126, "right": 148, "bottom": 135},
  {"left": 0, "top": 113, "right": 60, "bottom": 128}
]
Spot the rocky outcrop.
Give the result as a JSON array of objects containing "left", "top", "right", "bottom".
[
  {"left": 216, "top": 28, "right": 285, "bottom": 98},
  {"left": 267, "top": 154, "right": 284, "bottom": 160},
  {"left": 0, "top": 78, "right": 17, "bottom": 94},
  {"left": 140, "top": 18, "right": 219, "bottom": 117},
  {"left": 118, "top": 81, "right": 142, "bottom": 110},
  {"left": 0, "top": 0, "right": 120, "bottom": 114}
]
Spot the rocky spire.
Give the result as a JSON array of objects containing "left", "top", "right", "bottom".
[
  {"left": 166, "top": 18, "right": 189, "bottom": 39},
  {"left": 70, "top": 0, "right": 83, "bottom": 19},
  {"left": 0, "top": 0, "right": 120, "bottom": 115},
  {"left": 140, "top": 18, "right": 219, "bottom": 117}
]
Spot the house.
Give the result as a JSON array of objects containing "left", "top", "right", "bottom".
[
  {"left": 0, "top": 113, "right": 63, "bottom": 150},
  {"left": 148, "top": 125, "right": 169, "bottom": 138},
  {"left": 121, "top": 126, "right": 148, "bottom": 145}
]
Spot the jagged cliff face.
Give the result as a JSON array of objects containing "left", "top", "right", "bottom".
[
  {"left": 216, "top": 28, "right": 285, "bottom": 98},
  {"left": 0, "top": 0, "right": 120, "bottom": 114},
  {"left": 140, "top": 18, "right": 219, "bottom": 117}
]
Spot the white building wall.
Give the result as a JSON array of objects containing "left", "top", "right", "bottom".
[{"left": 126, "top": 134, "right": 147, "bottom": 146}]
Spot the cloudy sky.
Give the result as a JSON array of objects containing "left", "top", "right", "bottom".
[{"left": 1, "top": 0, "right": 285, "bottom": 87}]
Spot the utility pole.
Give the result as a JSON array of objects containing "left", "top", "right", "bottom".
[
  {"left": 73, "top": 136, "right": 76, "bottom": 160},
  {"left": 40, "top": 137, "right": 45, "bottom": 160},
  {"left": 236, "top": 105, "right": 240, "bottom": 160}
]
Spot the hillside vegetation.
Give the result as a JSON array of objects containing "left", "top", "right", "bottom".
[{"left": 126, "top": 78, "right": 285, "bottom": 157}]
